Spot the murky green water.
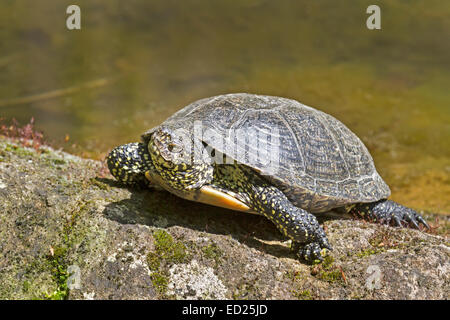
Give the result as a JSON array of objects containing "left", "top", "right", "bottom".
[{"left": 0, "top": 0, "right": 449, "bottom": 214}]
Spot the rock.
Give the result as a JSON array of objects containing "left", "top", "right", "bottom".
[
  {"left": 167, "top": 259, "right": 228, "bottom": 299},
  {"left": 0, "top": 138, "right": 448, "bottom": 300}
]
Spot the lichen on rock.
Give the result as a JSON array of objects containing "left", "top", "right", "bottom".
[{"left": 167, "top": 259, "right": 228, "bottom": 299}]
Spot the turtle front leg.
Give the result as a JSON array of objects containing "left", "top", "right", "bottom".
[
  {"left": 250, "top": 185, "right": 332, "bottom": 263},
  {"left": 106, "top": 142, "right": 155, "bottom": 188},
  {"left": 349, "top": 200, "right": 429, "bottom": 230}
]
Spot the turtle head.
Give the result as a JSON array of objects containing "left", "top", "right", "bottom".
[
  {"left": 106, "top": 142, "right": 155, "bottom": 187},
  {"left": 147, "top": 127, "right": 213, "bottom": 191}
]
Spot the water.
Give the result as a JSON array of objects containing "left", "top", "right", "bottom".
[{"left": 0, "top": 0, "right": 449, "bottom": 214}]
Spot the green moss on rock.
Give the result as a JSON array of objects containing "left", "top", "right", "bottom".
[
  {"left": 311, "top": 255, "right": 345, "bottom": 284},
  {"left": 44, "top": 247, "right": 69, "bottom": 300},
  {"left": 200, "top": 242, "right": 223, "bottom": 265},
  {"left": 146, "top": 229, "right": 190, "bottom": 297},
  {"left": 293, "top": 289, "right": 314, "bottom": 300}
]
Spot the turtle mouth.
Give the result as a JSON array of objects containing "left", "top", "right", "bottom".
[{"left": 144, "top": 170, "right": 157, "bottom": 184}]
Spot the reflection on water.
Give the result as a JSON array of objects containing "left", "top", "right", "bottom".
[{"left": 0, "top": 0, "right": 449, "bottom": 214}]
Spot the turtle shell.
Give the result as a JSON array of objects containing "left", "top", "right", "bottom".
[{"left": 142, "top": 93, "right": 390, "bottom": 213}]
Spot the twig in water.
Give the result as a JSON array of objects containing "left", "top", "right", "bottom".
[{"left": 0, "top": 77, "right": 118, "bottom": 107}]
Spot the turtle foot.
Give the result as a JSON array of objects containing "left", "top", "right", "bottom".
[
  {"left": 352, "top": 200, "right": 429, "bottom": 230},
  {"left": 292, "top": 238, "right": 332, "bottom": 263}
]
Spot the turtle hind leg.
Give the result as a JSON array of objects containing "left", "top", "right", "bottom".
[{"left": 349, "top": 200, "right": 429, "bottom": 230}]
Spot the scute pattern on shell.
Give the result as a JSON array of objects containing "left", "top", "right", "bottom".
[{"left": 142, "top": 93, "right": 390, "bottom": 213}]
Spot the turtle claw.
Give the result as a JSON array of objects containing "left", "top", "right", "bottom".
[
  {"left": 392, "top": 207, "right": 429, "bottom": 230},
  {"left": 410, "top": 219, "right": 420, "bottom": 230},
  {"left": 294, "top": 240, "right": 332, "bottom": 263},
  {"left": 416, "top": 215, "right": 430, "bottom": 230},
  {"left": 393, "top": 216, "right": 403, "bottom": 227},
  {"left": 406, "top": 210, "right": 430, "bottom": 230},
  {"left": 355, "top": 200, "right": 430, "bottom": 231},
  {"left": 320, "top": 238, "right": 333, "bottom": 252}
]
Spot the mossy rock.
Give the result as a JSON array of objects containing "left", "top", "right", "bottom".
[{"left": 0, "top": 137, "right": 448, "bottom": 300}]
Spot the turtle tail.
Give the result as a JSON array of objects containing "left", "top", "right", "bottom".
[{"left": 106, "top": 142, "right": 154, "bottom": 187}]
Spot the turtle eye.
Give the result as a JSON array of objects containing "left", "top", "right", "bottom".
[{"left": 168, "top": 142, "right": 183, "bottom": 153}]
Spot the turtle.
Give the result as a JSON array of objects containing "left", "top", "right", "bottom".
[{"left": 106, "top": 93, "right": 429, "bottom": 262}]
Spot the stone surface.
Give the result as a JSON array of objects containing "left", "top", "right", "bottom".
[{"left": 0, "top": 138, "right": 448, "bottom": 300}]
